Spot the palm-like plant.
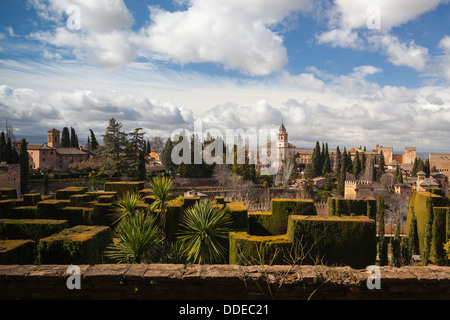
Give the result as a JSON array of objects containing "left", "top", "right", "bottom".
[
  {"left": 110, "top": 191, "right": 142, "bottom": 225},
  {"left": 149, "top": 175, "right": 174, "bottom": 236},
  {"left": 106, "top": 210, "right": 163, "bottom": 263},
  {"left": 178, "top": 200, "right": 233, "bottom": 264}
]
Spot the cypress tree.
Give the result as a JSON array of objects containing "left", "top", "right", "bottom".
[
  {"left": 311, "top": 141, "right": 321, "bottom": 177},
  {"left": 352, "top": 151, "right": 362, "bottom": 179},
  {"left": 422, "top": 198, "right": 433, "bottom": 265},
  {"left": 161, "top": 137, "right": 176, "bottom": 172},
  {"left": 424, "top": 159, "right": 430, "bottom": 177},
  {"left": 377, "top": 150, "right": 386, "bottom": 181},
  {"left": 4, "top": 137, "right": 12, "bottom": 164},
  {"left": 336, "top": 164, "right": 346, "bottom": 197},
  {"left": 137, "top": 150, "right": 146, "bottom": 181},
  {"left": 371, "top": 160, "right": 377, "bottom": 182},
  {"left": 322, "top": 143, "right": 331, "bottom": 175},
  {"left": 377, "top": 196, "right": 388, "bottom": 266},
  {"left": 392, "top": 211, "right": 402, "bottom": 267},
  {"left": 408, "top": 206, "right": 419, "bottom": 256},
  {"left": 361, "top": 152, "right": 366, "bottom": 173},
  {"left": 19, "top": 139, "right": 29, "bottom": 195},
  {"left": 0, "top": 132, "right": 5, "bottom": 162},
  {"left": 89, "top": 129, "right": 99, "bottom": 151},
  {"left": 334, "top": 146, "right": 341, "bottom": 174},
  {"left": 411, "top": 158, "right": 418, "bottom": 177},
  {"left": 60, "top": 127, "right": 70, "bottom": 147},
  {"left": 146, "top": 139, "right": 151, "bottom": 154}
]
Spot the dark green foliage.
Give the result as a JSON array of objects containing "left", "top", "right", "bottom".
[
  {"left": 377, "top": 196, "right": 388, "bottom": 266},
  {"left": 0, "top": 219, "right": 68, "bottom": 242},
  {"left": 0, "top": 239, "right": 36, "bottom": 264},
  {"left": 431, "top": 207, "right": 448, "bottom": 265},
  {"left": 23, "top": 193, "right": 41, "bottom": 206},
  {"left": 55, "top": 187, "right": 88, "bottom": 200},
  {"left": 229, "top": 232, "right": 291, "bottom": 265},
  {"left": 327, "top": 197, "right": 376, "bottom": 219},
  {"left": 161, "top": 137, "right": 176, "bottom": 172},
  {"left": 224, "top": 202, "right": 249, "bottom": 232},
  {"left": 392, "top": 213, "right": 402, "bottom": 267},
  {"left": 89, "top": 129, "right": 99, "bottom": 151},
  {"left": 104, "top": 182, "right": 144, "bottom": 197},
  {"left": 336, "top": 165, "right": 346, "bottom": 197},
  {"left": 270, "top": 199, "right": 317, "bottom": 235},
  {"left": 0, "top": 132, "right": 5, "bottom": 162},
  {"left": 60, "top": 127, "right": 70, "bottom": 147},
  {"left": 19, "top": 139, "right": 29, "bottom": 195},
  {"left": 310, "top": 141, "right": 321, "bottom": 177},
  {"left": 422, "top": 198, "right": 433, "bottom": 265},
  {"left": 287, "top": 215, "right": 377, "bottom": 269},
  {"left": 377, "top": 151, "right": 386, "bottom": 180},
  {"left": 37, "top": 225, "right": 111, "bottom": 264},
  {"left": 70, "top": 127, "right": 79, "bottom": 148},
  {"left": 352, "top": 151, "right": 361, "bottom": 179}
]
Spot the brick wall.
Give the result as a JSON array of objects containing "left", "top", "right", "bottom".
[{"left": 0, "top": 264, "right": 448, "bottom": 300}]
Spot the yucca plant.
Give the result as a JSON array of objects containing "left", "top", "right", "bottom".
[
  {"left": 178, "top": 200, "right": 233, "bottom": 264},
  {"left": 110, "top": 192, "right": 142, "bottom": 226},
  {"left": 148, "top": 175, "right": 174, "bottom": 237},
  {"left": 162, "top": 240, "right": 192, "bottom": 264},
  {"left": 106, "top": 210, "right": 163, "bottom": 263}
]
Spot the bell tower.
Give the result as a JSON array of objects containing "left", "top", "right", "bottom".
[
  {"left": 277, "top": 119, "right": 288, "bottom": 163},
  {"left": 47, "top": 128, "right": 60, "bottom": 148}
]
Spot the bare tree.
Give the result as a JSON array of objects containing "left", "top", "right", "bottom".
[{"left": 150, "top": 136, "right": 164, "bottom": 153}]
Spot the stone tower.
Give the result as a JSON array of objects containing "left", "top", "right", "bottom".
[
  {"left": 277, "top": 120, "right": 288, "bottom": 163},
  {"left": 47, "top": 128, "right": 60, "bottom": 148}
]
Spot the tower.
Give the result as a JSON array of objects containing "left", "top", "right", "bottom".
[
  {"left": 277, "top": 120, "right": 288, "bottom": 164},
  {"left": 47, "top": 128, "right": 60, "bottom": 148}
]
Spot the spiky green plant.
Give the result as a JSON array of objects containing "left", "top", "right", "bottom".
[
  {"left": 148, "top": 175, "right": 174, "bottom": 238},
  {"left": 178, "top": 200, "right": 232, "bottom": 264},
  {"left": 110, "top": 192, "right": 143, "bottom": 225},
  {"left": 106, "top": 210, "right": 163, "bottom": 263},
  {"left": 162, "top": 240, "right": 192, "bottom": 264}
]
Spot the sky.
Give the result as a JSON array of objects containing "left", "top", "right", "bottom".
[{"left": 1, "top": 0, "right": 450, "bottom": 152}]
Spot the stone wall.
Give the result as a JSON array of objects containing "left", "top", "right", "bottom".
[
  {"left": 0, "top": 264, "right": 448, "bottom": 300},
  {"left": 0, "top": 164, "right": 20, "bottom": 196}
]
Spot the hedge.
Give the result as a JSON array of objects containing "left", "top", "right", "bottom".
[
  {"left": 327, "top": 197, "right": 376, "bottom": 220},
  {"left": 36, "top": 200, "right": 70, "bottom": 219},
  {"left": 0, "top": 188, "right": 17, "bottom": 200},
  {"left": 225, "top": 202, "right": 249, "bottom": 232},
  {"left": 406, "top": 191, "right": 449, "bottom": 264},
  {"left": 0, "top": 219, "right": 68, "bottom": 242},
  {"left": 248, "top": 211, "right": 273, "bottom": 236},
  {"left": 2, "top": 206, "right": 37, "bottom": 219},
  {"left": 0, "top": 239, "right": 36, "bottom": 264},
  {"left": 61, "top": 207, "right": 97, "bottom": 227},
  {"left": 287, "top": 215, "right": 377, "bottom": 269},
  {"left": 37, "top": 225, "right": 112, "bottom": 264},
  {"left": 0, "top": 199, "right": 23, "bottom": 218},
  {"left": 229, "top": 232, "right": 292, "bottom": 265},
  {"left": 54, "top": 187, "right": 88, "bottom": 200},
  {"left": 22, "top": 193, "right": 42, "bottom": 206},
  {"left": 104, "top": 182, "right": 144, "bottom": 197}
]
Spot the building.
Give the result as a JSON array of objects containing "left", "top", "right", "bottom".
[
  {"left": 344, "top": 180, "right": 374, "bottom": 199},
  {"left": 395, "top": 171, "right": 448, "bottom": 195},
  {"left": 258, "top": 121, "right": 297, "bottom": 170},
  {"left": 429, "top": 153, "right": 450, "bottom": 176},
  {"left": 23, "top": 129, "right": 93, "bottom": 171}
]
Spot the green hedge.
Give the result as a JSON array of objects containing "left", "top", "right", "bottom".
[
  {"left": 54, "top": 187, "right": 88, "bottom": 200},
  {"left": 225, "top": 202, "right": 249, "bottom": 232},
  {"left": 0, "top": 239, "right": 36, "bottom": 264},
  {"left": 36, "top": 200, "right": 69, "bottom": 219},
  {"left": 406, "top": 191, "right": 449, "bottom": 264},
  {"left": 22, "top": 193, "right": 42, "bottom": 206},
  {"left": 0, "top": 199, "right": 23, "bottom": 218},
  {"left": 229, "top": 232, "right": 292, "bottom": 265},
  {"left": 266, "top": 199, "right": 317, "bottom": 235},
  {"left": 37, "top": 225, "right": 111, "bottom": 264},
  {"left": 0, "top": 188, "right": 17, "bottom": 200},
  {"left": 0, "top": 219, "right": 68, "bottom": 242},
  {"left": 2, "top": 206, "right": 37, "bottom": 219},
  {"left": 287, "top": 215, "right": 377, "bottom": 269},
  {"left": 248, "top": 211, "right": 273, "bottom": 236},
  {"left": 69, "top": 194, "right": 91, "bottom": 207},
  {"left": 327, "top": 197, "right": 376, "bottom": 220},
  {"left": 104, "top": 182, "right": 144, "bottom": 197}
]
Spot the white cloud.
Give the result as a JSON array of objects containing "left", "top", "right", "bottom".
[
  {"left": 368, "top": 34, "right": 429, "bottom": 71},
  {"left": 139, "top": 0, "right": 312, "bottom": 76},
  {"left": 316, "top": 28, "right": 363, "bottom": 49}
]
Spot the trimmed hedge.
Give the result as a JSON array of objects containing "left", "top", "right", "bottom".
[
  {"left": 287, "top": 215, "right": 377, "bottom": 269},
  {"left": 0, "top": 239, "right": 36, "bottom": 264},
  {"left": 54, "top": 187, "right": 88, "bottom": 200},
  {"left": 22, "top": 193, "right": 42, "bottom": 206},
  {"left": 0, "top": 188, "right": 17, "bottom": 200},
  {"left": 225, "top": 202, "right": 249, "bottom": 232},
  {"left": 248, "top": 211, "right": 273, "bottom": 236},
  {"left": 69, "top": 194, "right": 91, "bottom": 207},
  {"left": 104, "top": 182, "right": 144, "bottom": 197},
  {"left": 36, "top": 200, "right": 69, "bottom": 219},
  {"left": 327, "top": 197, "right": 377, "bottom": 220},
  {"left": 229, "top": 232, "right": 292, "bottom": 265},
  {"left": 0, "top": 199, "right": 24, "bottom": 218},
  {"left": 62, "top": 207, "right": 97, "bottom": 227},
  {"left": 406, "top": 191, "right": 449, "bottom": 264},
  {"left": 2, "top": 206, "right": 37, "bottom": 219},
  {"left": 37, "top": 225, "right": 111, "bottom": 265},
  {"left": 0, "top": 219, "right": 68, "bottom": 242}
]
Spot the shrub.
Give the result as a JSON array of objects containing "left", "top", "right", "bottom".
[
  {"left": 0, "top": 239, "right": 36, "bottom": 264},
  {"left": 37, "top": 225, "right": 111, "bottom": 264},
  {"left": 0, "top": 219, "right": 68, "bottom": 242}
]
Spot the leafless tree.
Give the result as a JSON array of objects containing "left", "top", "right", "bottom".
[{"left": 150, "top": 136, "right": 164, "bottom": 153}]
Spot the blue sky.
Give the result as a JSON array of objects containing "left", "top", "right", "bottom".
[{"left": 1, "top": 0, "right": 450, "bottom": 152}]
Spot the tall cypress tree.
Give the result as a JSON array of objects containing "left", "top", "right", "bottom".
[
  {"left": 352, "top": 151, "right": 362, "bottom": 179},
  {"left": 311, "top": 141, "right": 321, "bottom": 177},
  {"left": 19, "top": 139, "right": 29, "bottom": 195},
  {"left": 89, "top": 129, "right": 99, "bottom": 151},
  {"left": 161, "top": 137, "right": 176, "bottom": 172},
  {"left": 377, "top": 196, "right": 388, "bottom": 266},
  {"left": 334, "top": 146, "right": 341, "bottom": 174},
  {"left": 377, "top": 150, "right": 386, "bottom": 181},
  {"left": 70, "top": 127, "right": 79, "bottom": 148},
  {"left": 59, "top": 127, "right": 70, "bottom": 147},
  {"left": 336, "top": 164, "right": 346, "bottom": 197},
  {"left": 4, "top": 137, "right": 12, "bottom": 164},
  {"left": 0, "top": 132, "right": 5, "bottom": 162}
]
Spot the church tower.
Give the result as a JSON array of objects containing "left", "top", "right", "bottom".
[
  {"left": 277, "top": 120, "right": 288, "bottom": 163},
  {"left": 47, "top": 128, "right": 60, "bottom": 148}
]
